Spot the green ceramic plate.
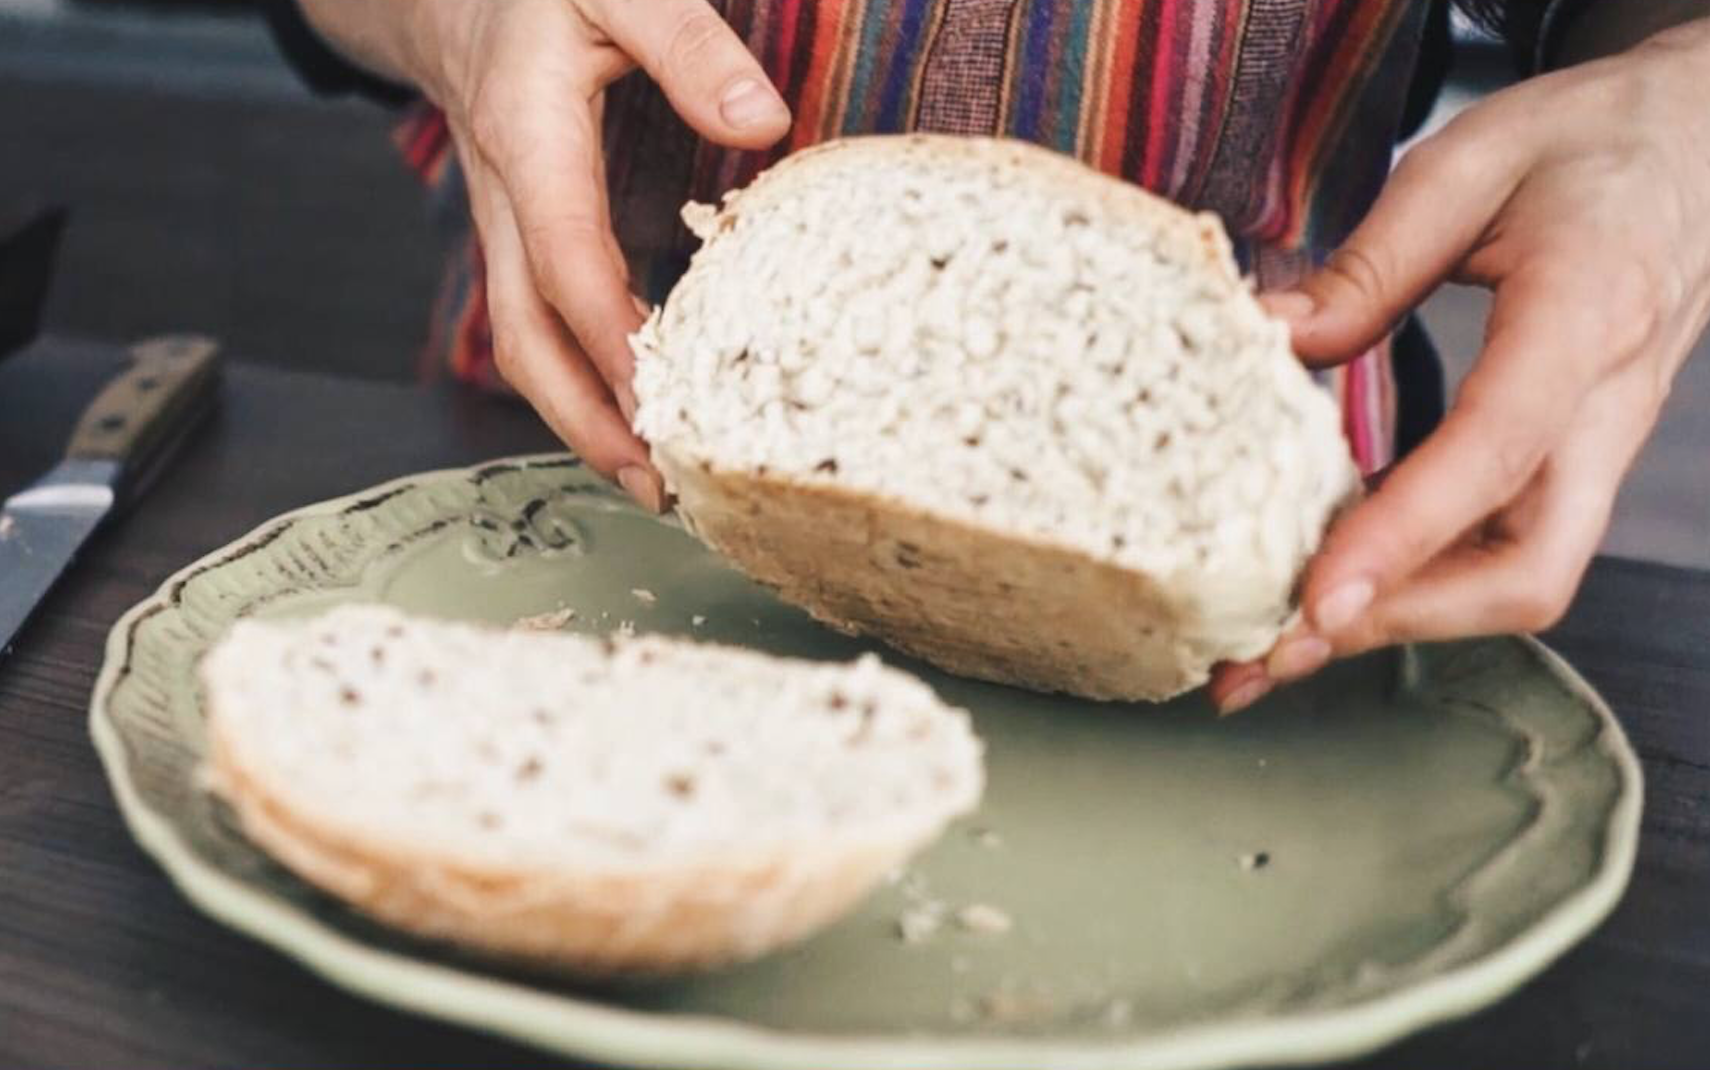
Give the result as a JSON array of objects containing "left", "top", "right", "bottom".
[{"left": 90, "top": 455, "right": 1642, "bottom": 1070}]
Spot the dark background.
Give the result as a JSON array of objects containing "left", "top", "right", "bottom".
[
  {"left": 3, "top": 0, "right": 1704, "bottom": 567},
  {"left": 1, "top": 0, "right": 441, "bottom": 380}
]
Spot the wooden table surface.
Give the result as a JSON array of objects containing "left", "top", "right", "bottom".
[{"left": 2, "top": 336, "right": 1707, "bottom": 1070}]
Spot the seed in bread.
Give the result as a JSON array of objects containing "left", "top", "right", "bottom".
[
  {"left": 200, "top": 604, "right": 984, "bottom": 975},
  {"left": 632, "top": 134, "right": 1360, "bottom": 701}
]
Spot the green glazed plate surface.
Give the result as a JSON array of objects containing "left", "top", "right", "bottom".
[{"left": 89, "top": 455, "right": 1642, "bottom": 1070}]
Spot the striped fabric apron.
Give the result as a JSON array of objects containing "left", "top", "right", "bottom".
[{"left": 398, "top": 0, "right": 1437, "bottom": 475}]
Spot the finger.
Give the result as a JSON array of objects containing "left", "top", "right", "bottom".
[
  {"left": 1263, "top": 622, "right": 1333, "bottom": 684},
  {"left": 1208, "top": 661, "right": 1274, "bottom": 716},
  {"left": 1272, "top": 129, "right": 1526, "bottom": 366},
  {"left": 1329, "top": 353, "right": 1657, "bottom": 654},
  {"left": 587, "top": 92, "right": 633, "bottom": 291},
  {"left": 1331, "top": 466, "right": 1612, "bottom": 655},
  {"left": 1246, "top": 449, "right": 1394, "bottom": 684},
  {"left": 592, "top": 0, "right": 790, "bottom": 147},
  {"left": 463, "top": 152, "right": 665, "bottom": 510},
  {"left": 1298, "top": 267, "right": 1600, "bottom": 638},
  {"left": 471, "top": 88, "right": 644, "bottom": 419}
]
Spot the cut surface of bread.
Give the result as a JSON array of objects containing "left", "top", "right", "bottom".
[
  {"left": 632, "top": 135, "right": 1360, "bottom": 701},
  {"left": 201, "top": 604, "right": 983, "bottom": 974}
]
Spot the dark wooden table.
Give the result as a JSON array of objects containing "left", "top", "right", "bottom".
[{"left": 3, "top": 336, "right": 1708, "bottom": 1070}]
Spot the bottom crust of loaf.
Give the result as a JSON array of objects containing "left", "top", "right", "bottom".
[{"left": 657, "top": 445, "right": 1294, "bottom": 703}]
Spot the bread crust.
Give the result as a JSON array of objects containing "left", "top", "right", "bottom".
[
  {"left": 207, "top": 717, "right": 932, "bottom": 975},
  {"left": 657, "top": 444, "right": 1286, "bottom": 702},
  {"left": 697, "top": 135, "right": 1236, "bottom": 277}
]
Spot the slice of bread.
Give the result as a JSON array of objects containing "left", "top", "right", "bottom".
[
  {"left": 632, "top": 135, "right": 1360, "bottom": 702},
  {"left": 200, "top": 605, "right": 984, "bottom": 975}
]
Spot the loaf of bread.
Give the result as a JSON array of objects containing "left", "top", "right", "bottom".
[
  {"left": 631, "top": 135, "right": 1360, "bottom": 702},
  {"left": 200, "top": 605, "right": 984, "bottom": 975}
]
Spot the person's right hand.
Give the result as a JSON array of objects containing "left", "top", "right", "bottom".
[{"left": 299, "top": 0, "right": 793, "bottom": 510}]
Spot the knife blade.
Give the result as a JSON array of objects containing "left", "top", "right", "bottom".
[{"left": 0, "top": 335, "right": 222, "bottom": 657}]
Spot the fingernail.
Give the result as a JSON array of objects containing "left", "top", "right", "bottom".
[
  {"left": 1261, "top": 290, "right": 1317, "bottom": 323},
  {"left": 630, "top": 294, "right": 653, "bottom": 321},
  {"left": 1267, "top": 636, "right": 1332, "bottom": 682},
  {"left": 616, "top": 384, "right": 639, "bottom": 426},
  {"left": 1219, "top": 676, "right": 1275, "bottom": 717},
  {"left": 1314, "top": 579, "right": 1375, "bottom": 633},
  {"left": 617, "top": 465, "right": 665, "bottom": 514},
  {"left": 720, "top": 78, "right": 788, "bottom": 129}
]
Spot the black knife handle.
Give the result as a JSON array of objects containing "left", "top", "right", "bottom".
[
  {"left": 68, "top": 335, "right": 224, "bottom": 502},
  {"left": 0, "top": 206, "right": 67, "bottom": 363}
]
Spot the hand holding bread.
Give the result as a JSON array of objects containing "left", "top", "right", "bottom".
[
  {"left": 1214, "top": 17, "right": 1710, "bottom": 710},
  {"left": 296, "top": 0, "right": 793, "bottom": 508}
]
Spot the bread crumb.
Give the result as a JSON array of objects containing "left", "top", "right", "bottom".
[
  {"left": 949, "top": 996, "right": 978, "bottom": 1025},
  {"left": 631, "top": 588, "right": 657, "bottom": 605},
  {"left": 512, "top": 607, "right": 577, "bottom": 632},
  {"left": 977, "top": 988, "right": 1053, "bottom": 1024},
  {"left": 617, "top": 620, "right": 637, "bottom": 638},
  {"left": 897, "top": 902, "right": 947, "bottom": 943},
  {"left": 956, "top": 903, "right": 1012, "bottom": 935},
  {"left": 895, "top": 869, "right": 951, "bottom": 943},
  {"left": 681, "top": 201, "right": 718, "bottom": 239},
  {"left": 1239, "top": 851, "right": 1270, "bottom": 871},
  {"left": 971, "top": 827, "right": 1002, "bottom": 849},
  {"left": 1103, "top": 998, "right": 1134, "bottom": 1028},
  {"left": 691, "top": 615, "right": 707, "bottom": 628}
]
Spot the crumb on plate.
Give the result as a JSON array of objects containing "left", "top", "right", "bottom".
[
  {"left": 512, "top": 607, "right": 577, "bottom": 632},
  {"left": 1103, "top": 998, "right": 1134, "bottom": 1027},
  {"left": 956, "top": 903, "right": 1013, "bottom": 935},
  {"left": 897, "top": 903, "right": 947, "bottom": 943}
]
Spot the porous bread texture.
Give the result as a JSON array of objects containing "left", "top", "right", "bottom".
[
  {"left": 632, "top": 135, "right": 1360, "bottom": 701},
  {"left": 200, "top": 604, "right": 983, "bottom": 975}
]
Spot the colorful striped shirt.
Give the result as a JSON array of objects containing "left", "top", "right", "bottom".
[{"left": 398, "top": 0, "right": 1456, "bottom": 474}]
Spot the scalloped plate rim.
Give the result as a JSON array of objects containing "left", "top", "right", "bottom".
[{"left": 87, "top": 453, "right": 1644, "bottom": 1070}]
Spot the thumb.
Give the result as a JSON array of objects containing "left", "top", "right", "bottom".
[
  {"left": 597, "top": 0, "right": 791, "bottom": 149},
  {"left": 1267, "top": 137, "right": 1516, "bottom": 367}
]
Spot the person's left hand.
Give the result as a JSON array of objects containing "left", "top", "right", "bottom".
[{"left": 1211, "top": 18, "right": 1710, "bottom": 715}]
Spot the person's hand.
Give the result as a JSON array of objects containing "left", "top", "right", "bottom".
[
  {"left": 1212, "top": 18, "right": 1710, "bottom": 714},
  {"left": 300, "top": 0, "right": 792, "bottom": 510}
]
